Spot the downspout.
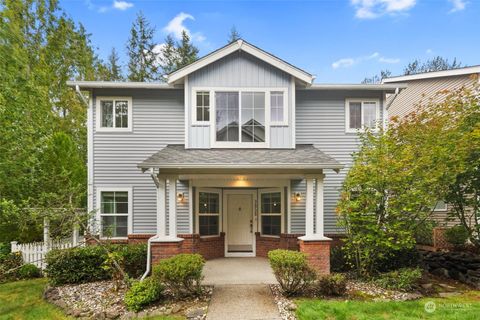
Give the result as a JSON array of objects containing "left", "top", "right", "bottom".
[
  {"left": 75, "top": 85, "right": 89, "bottom": 106},
  {"left": 384, "top": 87, "right": 401, "bottom": 130}
]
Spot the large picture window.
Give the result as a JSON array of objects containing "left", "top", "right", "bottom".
[
  {"left": 241, "top": 92, "right": 265, "bottom": 142},
  {"left": 99, "top": 189, "right": 131, "bottom": 238},
  {"left": 97, "top": 97, "right": 132, "bottom": 131},
  {"left": 259, "top": 189, "right": 283, "bottom": 236},
  {"left": 197, "top": 190, "right": 221, "bottom": 236},
  {"left": 216, "top": 92, "right": 239, "bottom": 142},
  {"left": 345, "top": 99, "right": 379, "bottom": 132}
]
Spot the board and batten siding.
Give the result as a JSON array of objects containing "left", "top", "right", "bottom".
[
  {"left": 92, "top": 88, "right": 186, "bottom": 234},
  {"left": 295, "top": 89, "right": 384, "bottom": 234},
  {"left": 187, "top": 50, "right": 294, "bottom": 149}
]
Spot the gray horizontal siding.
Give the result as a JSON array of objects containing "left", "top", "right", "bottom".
[
  {"left": 296, "top": 89, "right": 384, "bottom": 234},
  {"left": 92, "top": 88, "right": 184, "bottom": 234},
  {"left": 290, "top": 180, "right": 306, "bottom": 233}
]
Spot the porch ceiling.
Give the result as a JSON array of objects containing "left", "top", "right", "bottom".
[{"left": 138, "top": 144, "right": 343, "bottom": 174}]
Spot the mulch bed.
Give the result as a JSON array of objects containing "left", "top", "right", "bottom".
[{"left": 44, "top": 280, "right": 212, "bottom": 319}]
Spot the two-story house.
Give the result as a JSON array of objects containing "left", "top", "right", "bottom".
[{"left": 68, "top": 40, "right": 406, "bottom": 273}]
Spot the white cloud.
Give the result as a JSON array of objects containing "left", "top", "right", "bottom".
[
  {"left": 449, "top": 0, "right": 467, "bottom": 12},
  {"left": 332, "top": 52, "right": 400, "bottom": 69},
  {"left": 426, "top": 48, "right": 433, "bottom": 54},
  {"left": 351, "top": 0, "right": 416, "bottom": 19},
  {"left": 113, "top": 0, "right": 134, "bottom": 11},
  {"left": 163, "top": 12, "right": 205, "bottom": 42}
]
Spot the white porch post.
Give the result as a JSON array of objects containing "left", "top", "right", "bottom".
[
  {"left": 304, "top": 177, "right": 315, "bottom": 238},
  {"left": 299, "top": 173, "right": 330, "bottom": 241},
  {"left": 167, "top": 176, "right": 177, "bottom": 238},
  {"left": 315, "top": 174, "right": 325, "bottom": 238},
  {"left": 157, "top": 177, "right": 166, "bottom": 237}
]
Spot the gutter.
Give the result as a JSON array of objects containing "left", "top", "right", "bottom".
[
  {"left": 141, "top": 235, "right": 158, "bottom": 280},
  {"left": 385, "top": 87, "right": 401, "bottom": 110},
  {"left": 75, "top": 85, "right": 89, "bottom": 105}
]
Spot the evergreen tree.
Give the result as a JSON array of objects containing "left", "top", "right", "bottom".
[
  {"left": 175, "top": 30, "right": 199, "bottom": 70},
  {"left": 106, "top": 47, "right": 124, "bottom": 81},
  {"left": 126, "top": 12, "right": 159, "bottom": 81},
  {"left": 227, "top": 25, "right": 241, "bottom": 43},
  {"left": 159, "top": 35, "right": 179, "bottom": 75},
  {"left": 403, "top": 56, "right": 462, "bottom": 75}
]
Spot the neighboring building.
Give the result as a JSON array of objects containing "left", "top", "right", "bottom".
[
  {"left": 383, "top": 65, "right": 480, "bottom": 120},
  {"left": 68, "top": 40, "right": 406, "bottom": 273},
  {"left": 383, "top": 66, "right": 480, "bottom": 227}
]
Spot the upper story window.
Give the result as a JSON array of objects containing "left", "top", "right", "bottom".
[
  {"left": 271, "top": 91, "right": 287, "bottom": 125},
  {"left": 195, "top": 91, "right": 210, "bottom": 123},
  {"left": 345, "top": 99, "right": 380, "bottom": 133},
  {"left": 96, "top": 97, "right": 132, "bottom": 132}
]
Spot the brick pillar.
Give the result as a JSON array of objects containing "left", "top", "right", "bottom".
[{"left": 299, "top": 239, "right": 331, "bottom": 275}]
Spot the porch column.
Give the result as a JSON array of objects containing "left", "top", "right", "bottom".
[
  {"left": 167, "top": 176, "right": 177, "bottom": 238},
  {"left": 154, "top": 175, "right": 182, "bottom": 242},
  {"left": 299, "top": 174, "right": 331, "bottom": 275},
  {"left": 156, "top": 177, "right": 166, "bottom": 237}
]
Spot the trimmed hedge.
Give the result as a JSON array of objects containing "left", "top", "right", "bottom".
[
  {"left": 315, "top": 273, "right": 347, "bottom": 296},
  {"left": 268, "top": 249, "right": 315, "bottom": 297},
  {"left": 18, "top": 264, "right": 41, "bottom": 279},
  {"left": 153, "top": 254, "right": 205, "bottom": 298},
  {"left": 125, "top": 278, "right": 164, "bottom": 312},
  {"left": 45, "top": 243, "right": 148, "bottom": 286},
  {"left": 0, "top": 251, "right": 23, "bottom": 283},
  {"left": 445, "top": 225, "right": 469, "bottom": 248}
]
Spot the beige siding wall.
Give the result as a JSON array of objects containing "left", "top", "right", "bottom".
[{"left": 388, "top": 74, "right": 478, "bottom": 119}]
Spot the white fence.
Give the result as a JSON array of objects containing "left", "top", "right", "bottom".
[{"left": 11, "top": 237, "right": 85, "bottom": 270}]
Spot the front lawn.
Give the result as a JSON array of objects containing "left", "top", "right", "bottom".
[
  {"left": 296, "top": 291, "right": 480, "bottom": 320},
  {"left": 0, "top": 279, "right": 182, "bottom": 320},
  {"left": 0, "top": 279, "right": 68, "bottom": 320}
]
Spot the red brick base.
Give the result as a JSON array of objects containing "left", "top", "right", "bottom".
[
  {"left": 299, "top": 239, "right": 331, "bottom": 275},
  {"left": 255, "top": 233, "right": 302, "bottom": 257}
]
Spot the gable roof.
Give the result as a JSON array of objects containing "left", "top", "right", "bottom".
[
  {"left": 383, "top": 65, "right": 480, "bottom": 83},
  {"left": 167, "top": 39, "right": 314, "bottom": 85}
]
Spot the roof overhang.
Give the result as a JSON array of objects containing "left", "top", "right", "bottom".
[
  {"left": 382, "top": 65, "right": 480, "bottom": 83},
  {"left": 305, "top": 83, "right": 408, "bottom": 92},
  {"left": 66, "top": 81, "right": 178, "bottom": 90},
  {"left": 166, "top": 39, "right": 314, "bottom": 86}
]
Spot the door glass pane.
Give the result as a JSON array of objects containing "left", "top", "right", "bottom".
[
  {"left": 115, "top": 101, "right": 128, "bottom": 128},
  {"left": 101, "top": 100, "right": 113, "bottom": 127},
  {"left": 216, "top": 92, "right": 239, "bottom": 141},
  {"left": 199, "top": 192, "right": 219, "bottom": 214},
  {"left": 363, "top": 102, "right": 377, "bottom": 129},
  {"left": 261, "top": 192, "right": 282, "bottom": 214},
  {"left": 241, "top": 92, "right": 265, "bottom": 143},
  {"left": 349, "top": 102, "right": 361, "bottom": 129}
]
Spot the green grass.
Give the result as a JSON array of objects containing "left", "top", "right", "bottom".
[
  {"left": 0, "top": 279, "right": 68, "bottom": 320},
  {"left": 0, "top": 279, "right": 183, "bottom": 320},
  {"left": 296, "top": 291, "right": 480, "bottom": 320}
]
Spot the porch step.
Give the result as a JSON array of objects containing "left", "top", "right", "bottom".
[{"left": 207, "top": 284, "right": 281, "bottom": 320}]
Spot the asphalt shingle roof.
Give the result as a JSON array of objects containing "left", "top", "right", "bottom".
[{"left": 138, "top": 144, "right": 343, "bottom": 170}]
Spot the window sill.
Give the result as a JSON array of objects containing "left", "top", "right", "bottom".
[
  {"left": 96, "top": 128, "right": 133, "bottom": 133},
  {"left": 258, "top": 234, "right": 281, "bottom": 239}
]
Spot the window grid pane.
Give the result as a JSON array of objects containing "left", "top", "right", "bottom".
[
  {"left": 261, "top": 192, "right": 281, "bottom": 214},
  {"left": 241, "top": 92, "right": 265, "bottom": 143},
  {"left": 349, "top": 102, "right": 362, "bottom": 129},
  {"left": 216, "top": 92, "right": 239, "bottom": 141},
  {"left": 363, "top": 102, "right": 377, "bottom": 129},
  {"left": 115, "top": 101, "right": 128, "bottom": 128},
  {"left": 261, "top": 216, "right": 281, "bottom": 236},
  {"left": 196, "top": 92, "right": 210, "bottom": 122},
  {"left": 271, "top": 92, "right": 284, "bottom": 122},
  {"left": 101, "top": 101, "right": 113, "bottom": 127},
  {"left": 199, "top": 192, "right": 219, "bottom": 214},
  {"left": 199, "top": 216, "right": 219, "bottom": 236}
]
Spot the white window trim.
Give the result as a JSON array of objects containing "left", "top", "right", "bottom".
[
  {"left": 258, "top": 187, "right": 284, "bottom": 238},
  {"left": 96, "top": 187, "right": 133, "bottom": 239},
  {"left": 192, "top": 90, "right": 211, "bottom": 125},
  {"left": 433, "top": 200, "right": 448, "bottom": 212},
  {"left": 195, "top": 187, "right": 222, "bottom": 238},
  {"left": 345, "top": 98, "right": 380, "bottom": 133},
  {"left": 270, "top": 90, "right": 288, "bottom": 126},
  {"left": 96, "top": 96, "right": 133, "bottom": 132},
  {"left": 191, "top": 87, "right": 288, "bottom": 148}
]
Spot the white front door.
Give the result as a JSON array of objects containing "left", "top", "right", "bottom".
[{"left": 224, "top": 190, "right": 256, "bottom": 257}]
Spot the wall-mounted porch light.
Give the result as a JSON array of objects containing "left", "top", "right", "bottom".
[
  {"left": 177, "top": 192, "right": 185, "bottom": 202},
  {"left": 294, "top": 192, "right": 302, "bottom": 202}
]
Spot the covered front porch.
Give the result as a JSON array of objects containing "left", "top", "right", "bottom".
[{"left": 138, "top": 144, "right": 343, "bottom": 273}]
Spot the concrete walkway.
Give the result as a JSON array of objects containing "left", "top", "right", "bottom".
[
  {"left": 203, "top": 257, "right": 277, "bottom": 285},
  {"left": 204, "top": 258, "right": 281, "bottom": 320},
  {"left": 207, "top": 284, "right": 281, "bottom": 320}
]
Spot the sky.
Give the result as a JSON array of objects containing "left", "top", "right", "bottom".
[{"left": 60, "top": 0, "right": 480, "bottom": 83}]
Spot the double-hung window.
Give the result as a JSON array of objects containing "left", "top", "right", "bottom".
[
  {"left": 98, "top": 188, "right": 131, "bottom": 238},
  {"left": 97, "top": 97, "right": 132, "bottom": 131},
  {"left": 259, "top": 189, "right": 283, "bottom": 237},
  {"left": 270, "top": 91, "right": 287, "bottom": 125},
  {"left": 345, "top": 99, "right": 380, "bottom": 132},
  {"left": 197, "top": 189, "right": 221, "bottom": 236},
  {"left": 195, "top": 91, "right": 210, "bottom": 122}
]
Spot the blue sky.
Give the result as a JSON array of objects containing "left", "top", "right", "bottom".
[{"left": 61, "top": 0, "right": 479, "bottom": 83}]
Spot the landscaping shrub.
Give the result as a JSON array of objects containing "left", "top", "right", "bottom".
[
  {"left": 153, "top": 254, "right": 204, "bottom": 298},
  {"left": 373, "top": 267, "right": 422, "bottom": 292},
  {"left": 377, "top": 248, "right": 422, "bottom": 273},
  {"left": 445, "top": 225, "right": 469, "bottom": 248},
  {"left": 0, "top": 252, "right": 23, "bottom": 282},
  {"left": 18, "top": 264, "right": 41, "bottom": 279},
  {"left": 415, "top": 221, "right": 436, "bottom": 246},
  {"left": 0, "top": 243, "right": 10, "bottom": 260},
  {"left": 330, "top": 247, "right": 351, "bottom": 273},
  {"left": 315, "top": 273, "right": 347, "bottom": 296},
  {"left": 125, "top": 277, "right": 164, "bottom": 312},
  {"left": 45, "top": 244, "right": 148, "bottom": 286},
  {"left": 45, "top": 246, "right": 109, "bottom": 285},
  {"left": 268, "top": 249, "right": 315, "bottom": 297}
]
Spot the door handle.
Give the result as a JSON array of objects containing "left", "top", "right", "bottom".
[{"left": 250, "top": 219, "right": 253, "bottom": 233}]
